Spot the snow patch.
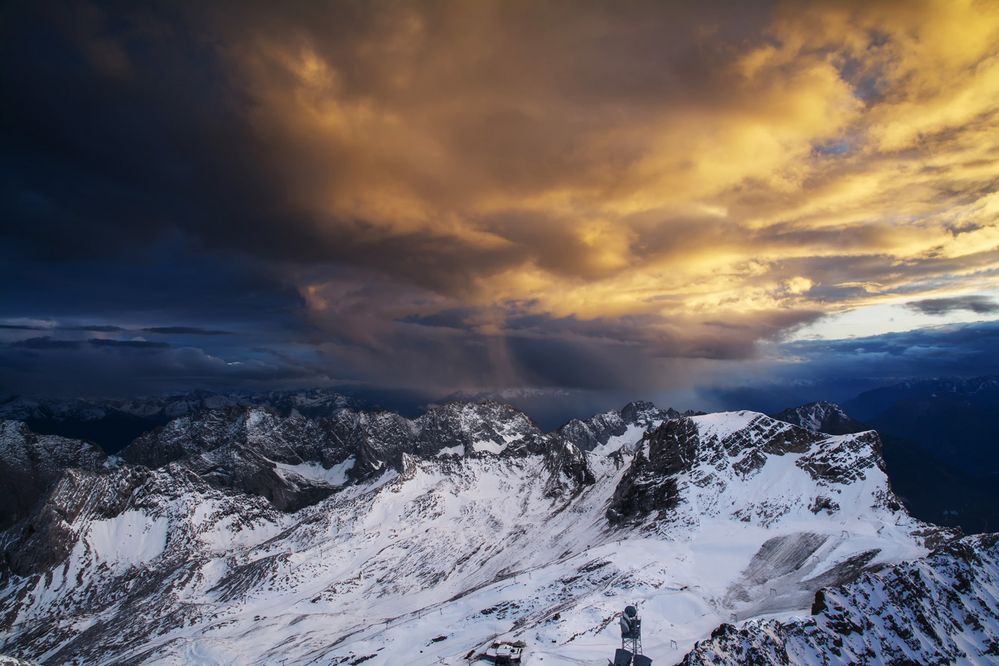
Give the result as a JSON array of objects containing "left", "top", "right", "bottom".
[
  {"left": 273, "top": 457, "right": 355, "bottom": 486},
  {"left": 85, "top": 510, "right": 168, "bottom": 569},
  {"left": 592, "top": 423, "right": 647, "bottom": 456},
  {"left": 692, "top": 410, "right": 761, "bottom": 439},
  {"left": 472, "top": 439, "right": 506, "bottom": 454}
]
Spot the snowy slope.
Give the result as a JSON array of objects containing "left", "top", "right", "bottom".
[
  {"left": 0, "top": 407, "right": 968, "bottom": 666},
  {"left": 680, "top": 533, "right": 999, "bottom": 665}
]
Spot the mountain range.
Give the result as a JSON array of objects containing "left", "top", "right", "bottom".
[
  {"left": 9, "top": 378, "right": 997, "bottom": 535},
  {"left": 0, "top": 389, "right": 364, "bottom": 455},
  {"left": 2, "top": 391, "right": 996, "bottom": 664}
]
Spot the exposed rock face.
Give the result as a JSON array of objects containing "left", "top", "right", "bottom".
[
  {"left": 333, "top": 409, "right": 419, "bottom": 476},
  {"left": 773, "top": 400, "right": 867, "bottom": 435},
  {"left": 1, "top": 466, "right": 154, "bottom": 576},
  {"left": 796, "top": 430, "right": 890, "bottom": 487},
  {"left": 605, "top": 417, "right": 698, "bottom": 524},
  {"left": 681, "top": 534, "right": 999, "bottom": 666},
  {"left": 542, "top": 440, "right": 596, "bottom": 498},
  {"left": 0, "top": 421, "right": 106, "bottom": 528},
  {"left": 122, "top": 407, "right": 356, "bottom": 512}
]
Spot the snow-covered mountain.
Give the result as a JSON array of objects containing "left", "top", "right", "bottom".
[
  {"left": 555, "top": 400, "right": 700, "bottom": 455},
  {"left": 771, "top": 401, "right": 866, "bottom": 436},
  {"left": 0, "top": 389, "right": 363, "bottom": 454},
  {"left": 0, "top": 401, "right": 988, "bottom": 666},
  {"left": 776, "top": 399, "right": 999, "bottom": 536}
]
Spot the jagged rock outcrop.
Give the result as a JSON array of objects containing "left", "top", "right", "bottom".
[
  {"left": 331, "top": 409, "right": 418, "bottom": 476},
  {"left": 122, "top": 407, "right": 356, "bottom": 511},
  {"left": 413, "top": 401, "right": 548, "bottom": 457},
  {"left": 796, "top": 430, "right": 892, "bottom": 488},
  {"left": 1, "top": 466, "right": 154, "bottom": 577},
  {"left": 542, "top": 439, "right": 595, "bottom": 498},
  {"left": 605, "top": 416, "right": 698, "bottom": 524}
]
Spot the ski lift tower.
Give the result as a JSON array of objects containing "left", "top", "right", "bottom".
[{"left": 613, "top": 606, "right": 651, "bottom": 666}]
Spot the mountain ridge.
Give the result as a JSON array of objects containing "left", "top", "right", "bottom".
[{"left": 0, "top": 402, "right": 964, "bottom": 665}]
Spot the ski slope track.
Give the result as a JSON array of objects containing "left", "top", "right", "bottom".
[{"left": 0, "top": 402, "right": 989, "bottom": 665}]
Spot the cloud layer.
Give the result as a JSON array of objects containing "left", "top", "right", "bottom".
[{"left": 2, "top": 0, "right": 999, "bottom": 400}]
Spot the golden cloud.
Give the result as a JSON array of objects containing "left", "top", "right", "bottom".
[{"left": 209, "top": 0, "right": 999, "bottom": 350}]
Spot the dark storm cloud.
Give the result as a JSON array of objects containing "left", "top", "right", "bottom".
[
  {"left": 142, "top": 326, "right": 233, "bottom": 336},
  {"left": 703, "top": 321, "right": 999, "bottom": 413},
  {"left": 89, "top": 338, "right": 170, "bottom": 349},
  {"left": 399, "top": 308, "right": 478, "bottom": 330},
  {"left": 0, "top": 245, "right": 304, "bottom": 328},
  {"left": 65, "top": 325, "right": 126, "bottom": 332},
  {"left": 905, "top": 295, "right": 999, "bottom": 316},
  {"left": 0, "top": 337, "right": 329, "bottom": 398},
  {"left": 10, "top": 337, "right": 82, "bottom": 350},
  {"left": 502, "top": 309, "right": 822, "bottom": 360}
]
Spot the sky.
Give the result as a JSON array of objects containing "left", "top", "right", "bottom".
[{"left": 2, "top": 0, "right": 999, "bottom": 423}]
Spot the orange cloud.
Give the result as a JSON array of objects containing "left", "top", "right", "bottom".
[{"left": 204, "top": 0, "right": 999, "bottom": 356}]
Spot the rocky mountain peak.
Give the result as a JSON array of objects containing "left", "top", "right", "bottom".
[
  {"left": 0, "top": 420, "right": 106, "bottom": 529},
  {"left": 608, "top": 411, "right": 901, "bottom": 529},
  {"left": 773, "top": 400, "right": 867, "bottom": 435},
  {"left": 555, "top": 400, "right": 677, "bottom": 454},
  {"left": 414, "top": 400, "right": 545, "bottom": 457}
]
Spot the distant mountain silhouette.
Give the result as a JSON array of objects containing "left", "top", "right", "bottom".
[
  {"left": 844, "top": 376, "right": 999, "bottom": 477},
  {"left": 776, "top": 383, "right": 999, "bottom": 535}
]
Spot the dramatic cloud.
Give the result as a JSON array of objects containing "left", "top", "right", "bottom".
[{"left": 2, "top": 0, "right": 999, "bottom": 400}]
